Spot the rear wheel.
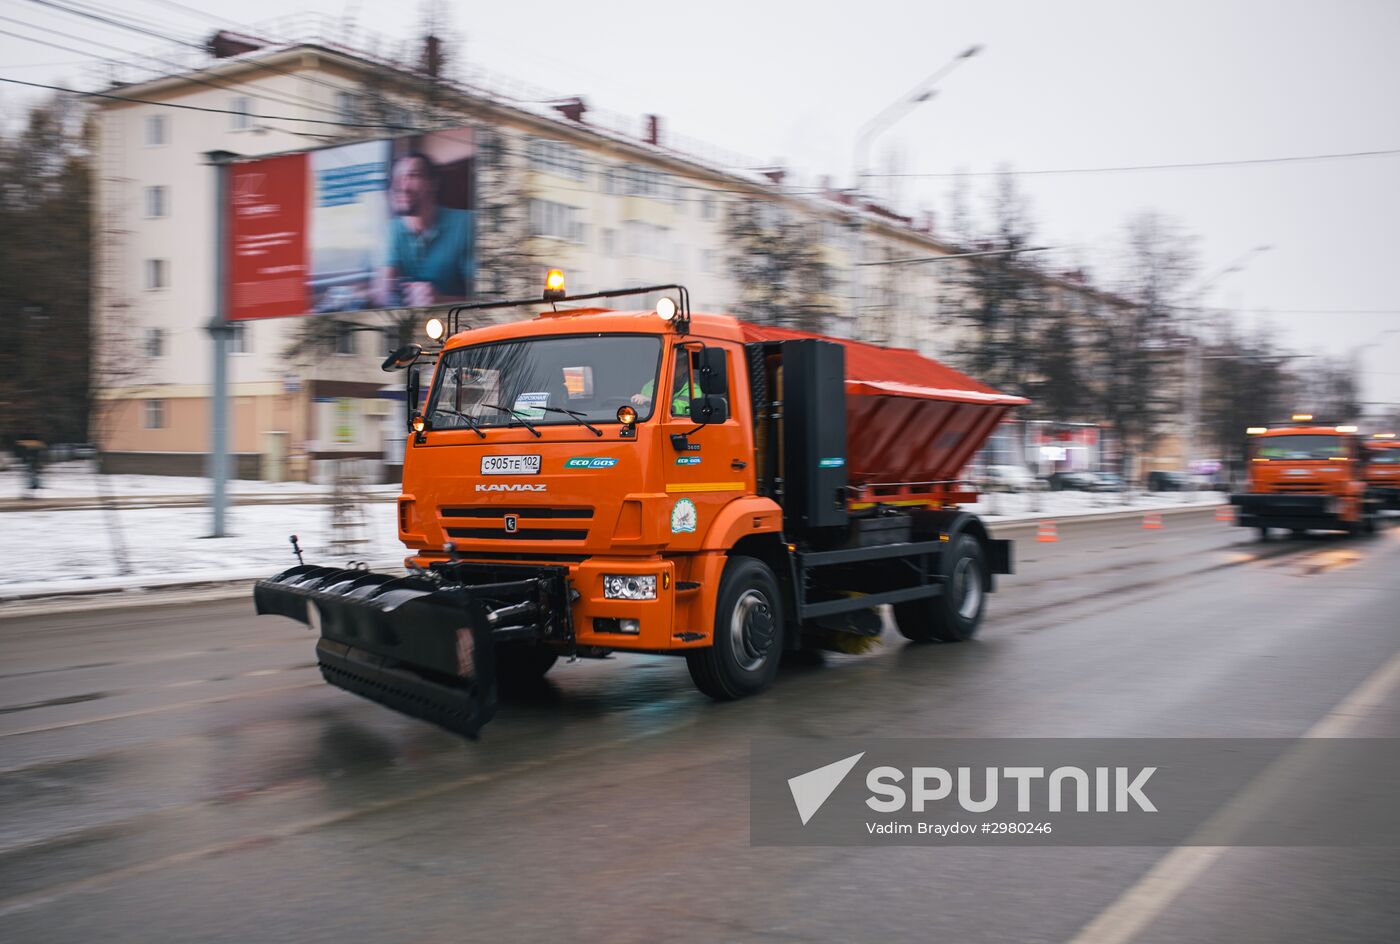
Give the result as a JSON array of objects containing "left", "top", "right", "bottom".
[
  {"left": 687, "top": 556, "right": 783, "bottom": 700},
  {"left": 894, "top": 535, "right": 986, "bottom": 643},
  {"left": 1257, "top": 527, "right": 1270, "bottom": 541}
]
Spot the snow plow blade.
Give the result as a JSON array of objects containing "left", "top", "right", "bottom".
[{"left": 254, "top": 563, "right": 568, "bottom": 739}]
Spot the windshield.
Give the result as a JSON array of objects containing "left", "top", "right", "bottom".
[
  {"left": 1255, "top": 435, "right": 1345, "bottom": 460},
  {"left": 1369, "top": 449, "right": 1400, "bottom": 465},
  {"left": 427, "top": 334, "right": 663, "bottom": 430}
]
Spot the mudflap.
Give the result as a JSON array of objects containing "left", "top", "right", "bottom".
[{"left": 254, "top": 564, "right": 567, "bottom": 739}]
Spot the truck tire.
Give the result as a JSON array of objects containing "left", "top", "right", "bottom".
[
  {"left": 686, "top": 556, "right": 783, "bottom": 701},
  {"left": 495, "top": 643, "right": 558, "bottom": 689},
  {"left": 894, "top": 535, "right": 985, "bottom": 643}
]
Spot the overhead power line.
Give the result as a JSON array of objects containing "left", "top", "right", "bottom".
[{"left": 863, "top": 147, "right": 1400, "bottom": 179}]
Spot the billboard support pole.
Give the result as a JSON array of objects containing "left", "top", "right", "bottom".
[{"left": 205, "top": 150, "right": 239, "bottom": 538}]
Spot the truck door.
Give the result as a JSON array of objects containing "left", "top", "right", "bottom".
[{"left": 660, "top": 342, "right": 751, "bottom": 549}]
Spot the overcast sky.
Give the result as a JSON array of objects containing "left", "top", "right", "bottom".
[{"left": 3, "top": 0, "right": 1397, "bottom": 407}]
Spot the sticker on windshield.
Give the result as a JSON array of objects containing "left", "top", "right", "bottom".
[
  {"left": 514, "top": 391, "right": 549, "bottom": 420},
  {"left": 670, "top": 498, "right": 698, "bottom": 534},
  {"left": 564, "top": 457, "right": 618, "bottom": 469}
]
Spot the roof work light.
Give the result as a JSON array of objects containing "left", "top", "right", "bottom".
[{"left": 544, "top": 269, "right": 566, "bottom": 301}]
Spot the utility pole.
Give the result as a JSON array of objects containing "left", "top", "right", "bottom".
[{"left": 204, "top": 150, "right": 240, "bottom": 538}]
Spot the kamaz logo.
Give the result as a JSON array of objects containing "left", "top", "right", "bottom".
[{"left": 475, "top": 483, "right": 547, "bottom": 492}]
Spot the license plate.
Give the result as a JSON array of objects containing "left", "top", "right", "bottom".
[{"left": 480, "top": 454, "right": 541, "bottom": 476}]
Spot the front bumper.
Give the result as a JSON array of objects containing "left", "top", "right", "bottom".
[{"left": 1229, "top": 492, "right": 1343, "bottom": 530}]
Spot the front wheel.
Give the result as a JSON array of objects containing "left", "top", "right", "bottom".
[
  {"left": 687, "top": 556, "right": 783, "bottom": 700},
  {"left": 894, "top": 535, "right": 986, "bottom": 643}
]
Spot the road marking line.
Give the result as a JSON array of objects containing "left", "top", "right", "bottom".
[{"left": 1069, "top": 645, "right": 1400, "bottom": 944}]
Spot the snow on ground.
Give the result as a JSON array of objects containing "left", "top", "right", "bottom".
[
  {"left": 0, "top": 486, "right": 1226, "bottom": 600},
  {"left": 0, "top": 501, "right": 404, "bottom": 599}
]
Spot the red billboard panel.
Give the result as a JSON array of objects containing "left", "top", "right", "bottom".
[{"left": 229, "top": 153, "right": 309, "bottom": 320}]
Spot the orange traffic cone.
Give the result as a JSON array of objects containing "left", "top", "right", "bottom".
[
  {"left": 1215, "top": 505, "right": 1233, "bottom": 522},
  {"left": 1037, "top": 520, "right": 1058, "bottom": 543},
  {"left": 1143, "top": 512, "right": 1163, "bottom": 530}
]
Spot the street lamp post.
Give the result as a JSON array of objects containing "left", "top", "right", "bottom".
[{"left": 848, "top": 45, "right": 982, "bottom": 330}]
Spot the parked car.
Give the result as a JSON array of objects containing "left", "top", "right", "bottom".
[
  {"left": 1088, "top": 471, "right": 1126, "bottom": 491},
  {"left": 1147, "top": 470, "right": 1192, "bottom": 492},
  {"left": 1045, "top": 471, "right": 1098, "bottom": 491},
  {"left": 979, "top": 464, "right": 1037, "bottom": 492}
]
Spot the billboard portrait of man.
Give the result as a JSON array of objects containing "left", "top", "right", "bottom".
[{"left": 374, "top": 133, "right": 476, "bottom": 308}]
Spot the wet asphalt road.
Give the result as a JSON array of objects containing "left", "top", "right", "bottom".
[{"left": 2, "top": 508, "right": 1399, "bottom": 943}]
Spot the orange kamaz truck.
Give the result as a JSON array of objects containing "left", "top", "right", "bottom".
[
  {"left": 1363, "top": 432, "right": 1400, "bottom": 510},
  {"left": 255, "top": 277, "right": 1026, "bottom": 737},
  {"left": 1230, "top": 416, "right": 1379, "bottom": 539}
]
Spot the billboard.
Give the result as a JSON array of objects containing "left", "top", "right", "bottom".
[{"left": 228, "top": 129, "right": 476, "bottom": 321}]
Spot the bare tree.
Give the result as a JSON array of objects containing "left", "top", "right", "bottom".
[
  {"left": 1100, "top": 210, "right": 1197, "bottom": 477},
  {"left": 724, "top": 200, "right": 834, "bottom": 332}
]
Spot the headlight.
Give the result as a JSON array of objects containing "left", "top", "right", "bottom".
[{"left": 603, "top": 574, "right": 657, "bottom": 600}]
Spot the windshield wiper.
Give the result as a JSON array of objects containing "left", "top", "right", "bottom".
[
  {"left": 431, "top": 406, "right": 486, "bottom": 438},
  {"left": 482, "top": 403, "right": 542, "bottom": 438},
  {"left": 534, "top": 406, "right": 602, "bottom": 436}
]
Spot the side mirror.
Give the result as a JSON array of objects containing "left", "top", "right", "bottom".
[
  {"left": 696, "top": 346, "right": 728, "bottom": 396},
  {"left": 382, "top": 343, "right": 423, "bottom": 372},
  {"left": 690, "top": 394, "right": 728, "bottom": 425}
]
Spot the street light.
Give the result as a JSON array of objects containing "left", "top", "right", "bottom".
[
  {"left": 848, "top": 44, "right": 983, "bottom": 329},
  {"left": 850, "top": 44, "right": 982, "bottom": 193}
]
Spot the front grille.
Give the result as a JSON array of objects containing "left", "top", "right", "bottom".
[
  {"left": 446, "top": 527, "right": 589, "bottom": 541},
  {"left": 440, "top": 506, "right": 593, "bottom": 519}
]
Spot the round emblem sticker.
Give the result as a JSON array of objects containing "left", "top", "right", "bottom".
[{"left": 670, "top": 498, "right": 698, "bottom": 534}]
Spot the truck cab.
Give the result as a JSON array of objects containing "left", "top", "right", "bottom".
[
  {"left": 398, "top": 307, "right": 769, "bottom": 659},
  {"left": 1363, "top": 434, "right": 1400, "bottom": 509},
  {"left": 1230, "top": 420, "right": 1377, "bottom": 538}
]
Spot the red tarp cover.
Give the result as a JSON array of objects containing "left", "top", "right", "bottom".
[{"left": 739, "top": 324, "right": 1028, "bottom": 488}]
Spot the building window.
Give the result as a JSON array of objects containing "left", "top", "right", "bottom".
[
  {"left": 143, "top": 399, "right": 166, "bottom": 429},
  {"left": 700, "top": 194, "right": 716, "bottom": 220},
  {"left": 229, "top": 322, "right": 249, "bottom": 354},
  {"left": 623, "top": 220, "right": 670, "bottom": 259},
  {"left": 601, "top": 227, "right": 616, "bottom": 257},
  {"left": 526, "top": 138, "right": 588, "bottom": 181},
  {"left": 528, "top": 199, "right": 584, "bottom": 241},
  {"left": 144, "top": 114, "right": 167, "bottom": 146},
  {"left": 334, "top": 322, "right": 356, "bottom": 356},
  {"left": 145, "top": 327, "right": 165, "bottom": 358},
  {"left": 618, "top": 164, "right": 668, "bottom": 199},
  {"left": 334, "top": 89, "right": 358, "bottom": 123},
  {"left": 144, "top": 258, "right": 169, "bottom": 290},
  {"left": 230, "top": 97, "right": 254, "bottom": 131},
  {"left": 144, "top": 185, "right": 168, "bottom": 219},
  {"left": 701, "top": 248, "right": 718, "bottom": 275}
]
